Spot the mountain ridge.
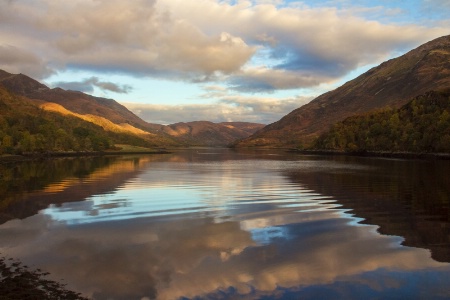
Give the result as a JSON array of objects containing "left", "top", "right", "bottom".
[{"left": 235, "top": 34, "right": 450, "bottom": 148}]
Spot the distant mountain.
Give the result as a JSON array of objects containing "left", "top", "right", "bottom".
[
  {"left": 0, "top": 69, "right": 264, "bottom": 149},
  {"left": 161, "top": 121, "right": 265, "bottom": 147},
  {"left": 235, "top": 35, "right": 450, "bottom": 148}
]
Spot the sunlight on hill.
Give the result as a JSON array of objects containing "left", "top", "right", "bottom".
[
  {"left": 223, "top": 125, "right": 236, "bottom": 129},
  {"left": 165, "top": 127, "right": 190, "bottom": 136},
  {"left": 40, "top": 102, "right": 154, "bottom": 136},
  {"left": 430, "top": 49, "right": 450, "bottom": 55}
]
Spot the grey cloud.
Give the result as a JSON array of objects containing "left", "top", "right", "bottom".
[
  {"left": 0, "top": 45, "right": 55, "bottom": 79},
  {"left": 0, "top": 45, "right": 40, "bottom": 64},
  {"left": 53, "top": 80, "right": 94, "bottom": 93},
  {"left": 229, "top": 80, "right": 274, "bottom": 93},
  {"left": 228, "top": 68, "right": 329, "bottom": 93},
  {"left": 273, "top": 47, "right": 349, "bottom": 76},
  {"left": 89, "top": 78, "right": 132, "bottom": 94},
  {"left": 53, "top": 77, "right": 132, "bottom": 94}
]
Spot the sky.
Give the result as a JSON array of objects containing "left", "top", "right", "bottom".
[{"left": 1, "top": 0, "right": 449, "bottom": 125}]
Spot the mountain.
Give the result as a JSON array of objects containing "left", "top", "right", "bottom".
[
  {"left": 160, "top": 121, "right": 265, "bottom": 147},
  {"left": 0, "top": 70, "right": 179, "bottom": 146},
  {"left": 0, "top": 69, "right": 264, "bottom": 149},
  {"left": 0, "top": 70, "right": 175, "bottom": 145},
  {"left": 0, "top": 69, "right": 148, "bottom": 129},
  {"left": 235, "top": 35, "right": 450, "bottom": 148}
]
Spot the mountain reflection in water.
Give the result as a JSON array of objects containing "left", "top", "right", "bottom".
[{"left": 0, "top": 150, "right": 449, "bottom": 300}]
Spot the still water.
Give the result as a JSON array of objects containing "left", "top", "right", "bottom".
[{"left": 0, "top": 149, "right": 449, "bottom": 299}]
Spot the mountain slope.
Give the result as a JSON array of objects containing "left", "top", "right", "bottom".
[
  {"left": 0, "top": 71, "right": 151, "bottom": 130},
  {"left": 235, "top": 35, "right": 450, "bottom": 148}
]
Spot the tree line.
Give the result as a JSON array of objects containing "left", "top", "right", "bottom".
[{"left": 313, "top": 90, "right": 450, "bottom": 153}]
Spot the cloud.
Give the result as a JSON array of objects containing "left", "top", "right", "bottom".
[
  {"left": 0, "top": 45, "right": 54, "bottom": 79},
  {"left": 1, "top": 177, "right": 446, "bottom": 299},
  {"left": 123, "top": 94, "right": 312, "bottom": 124},
  {"left": 164, "top": 0, "right": 449, "bottom": 90},
  {"left": 1, "top": 152, "right": 449, "bottom": 299},
  {"left": 0, "top": 0, "right": 255, "bottom": 81},
  {"left": 52, "top": 77, "right": 132, "bottom": 94},
  {"left": 0, "top": 0, "right": 449, "bottom": 93},
  {"left": 229, "top": 67, "right": 333, "bottom": 92}
]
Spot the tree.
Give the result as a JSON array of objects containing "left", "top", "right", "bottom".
[{"left": 2, "top": 134, "right": 13, "bottom": 154}]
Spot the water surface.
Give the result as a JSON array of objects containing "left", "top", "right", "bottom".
[{"left": 0, "top": 150, "right": 449, "bottom": 299}]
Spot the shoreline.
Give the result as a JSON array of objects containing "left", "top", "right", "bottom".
[
  {"left": 0, "top": 150, "right": 171, "bottom": 163},
  {"left": 286, "top": 149, "right": 450, "bottom": 160},
  {"left": 2, "top": 148, "right": 450, "bottom": 163}
]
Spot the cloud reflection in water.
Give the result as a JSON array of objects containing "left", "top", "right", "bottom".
[{"left": 0, "top": 153, "right": 449, "bottom": 299}]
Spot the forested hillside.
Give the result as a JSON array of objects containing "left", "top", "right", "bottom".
[
  {"left": 313, "top": 90, "right": 450, "bottom": 153},
  {"left": 0, "top": 87, "right": 152, "bottom": 154}
]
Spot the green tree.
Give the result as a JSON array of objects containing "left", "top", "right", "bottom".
[{"left": 2, "top": 134, "right": 13, "bottom": 154}]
